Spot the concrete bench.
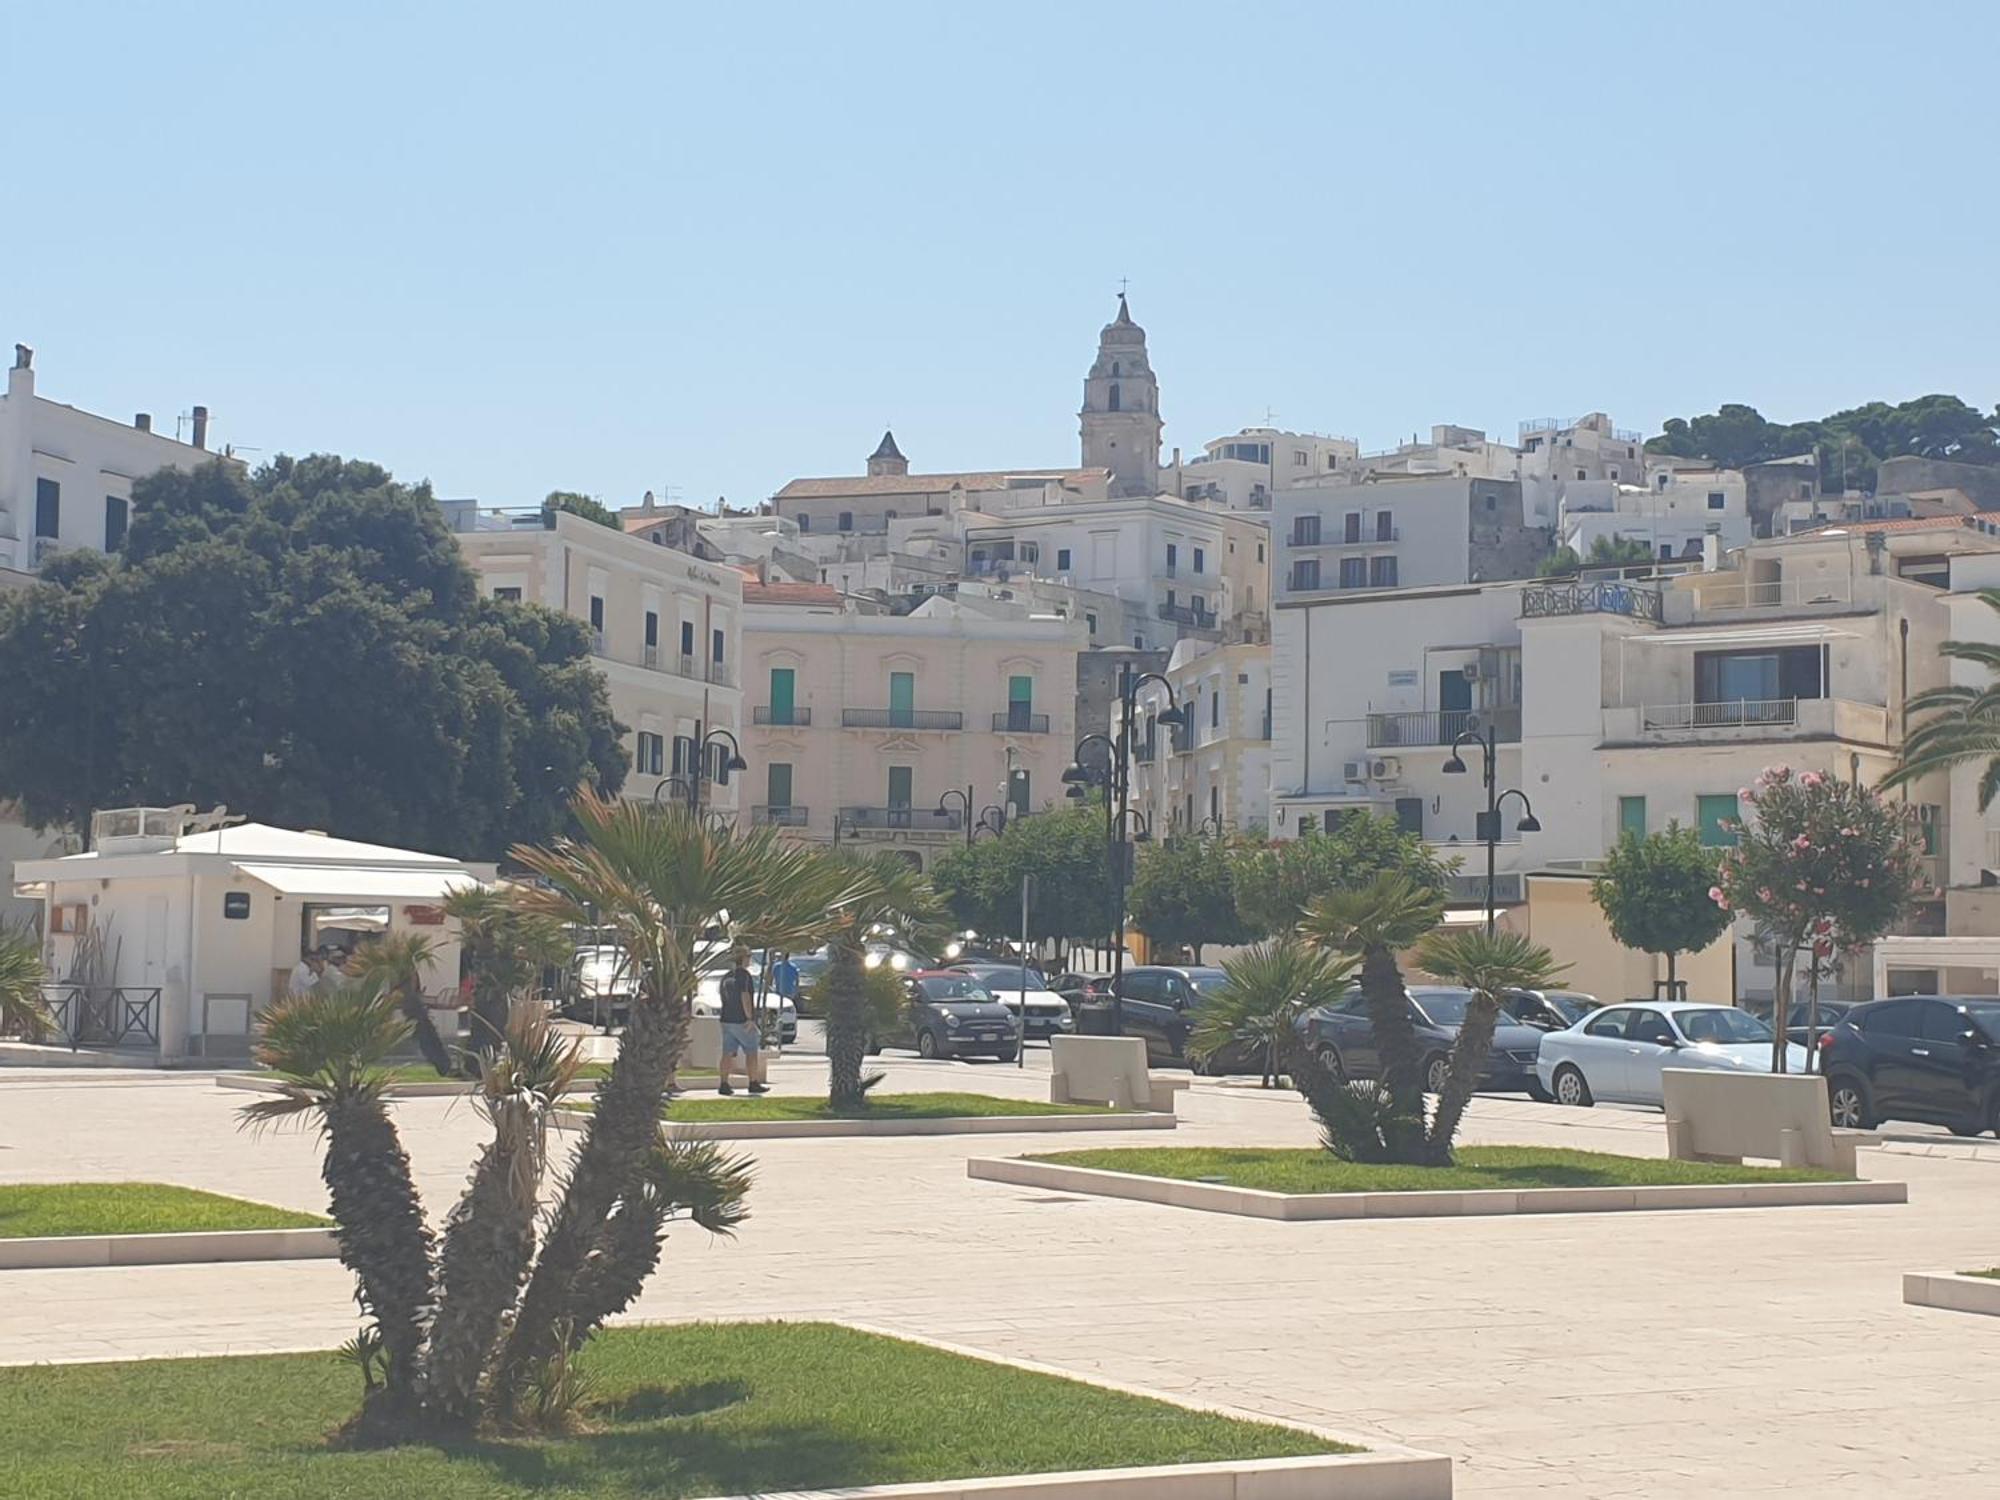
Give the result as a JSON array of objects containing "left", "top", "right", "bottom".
[
  {"left": 1662, "top": 1069, "right": 1873, "bottom": 1175},
  {"left": 1049, "top": 1035, "right": 1184, "bottom": 1113},
  {"left": 683, "top": 1015, "right": 722, "bottom": 1072}
]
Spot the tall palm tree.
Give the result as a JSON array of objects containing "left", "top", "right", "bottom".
[
  {"left": 1413, "top": 927, "right": 1568, "bottom": 1164},
  {"left": 240, "top": 985, "right": 436, "bottom": 1411},
  {"left": 1886, "top": 590, "right": 2000, "bottom": 807},
  {"left": 817, "top": 853, "right": 943, "bottom": 1111},
  {"left": 1299, "top": 872, "right": 1444, "bottom": 1162},
  {"left": 489, "top": 791, "right": 859, "bottom": 1418},
  {"left": 443, "top": 885, "right": 571, "bottom": 1069},
  {"left": 420, "top": 1006, "right": 583, "bottom": 1429},
  {"left": 345, "top": 931, "right": 454, "bottom": 1076},
  {"left": 0, "top": 924, "right": 48, "bottom": 1040}
]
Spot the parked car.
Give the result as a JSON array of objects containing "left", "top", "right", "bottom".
[
  {"left": 750, "top": 949, "right": 829, "bottom": 1015},
  {"left": 1052, "top": 972, "right": 1114, "bottom": 1006},
  {"left": 566, "top": 945, "right": 637, "bottom": 1027},
  {"left": 946, "top": 963, "right": 1074, "bottom": 1040},
  {"left": 1299, "top": 986, "right": 1550, "bottom": 1097},
  {"left": 1783, "top": 999, "right": 1855, "bottom": 1048},
  {"left": 1818, "top": 996, "right": 2000, "bottom": 1135},
  {"left": 1536, "top": 1002, "right": 1806, "bottom": 1109},
  {"left": 691, "top": 975, "right": 798, "bottom": 1044},
  {"left": 1112, "top": 965, "right": 1262, "bottom": 1071},
  {"left": 1502, "top": 989, "right": 1600, "bottom": 1031},
  {"left": 872, "top": 971, "right": 1019, "bottom": 1061}
]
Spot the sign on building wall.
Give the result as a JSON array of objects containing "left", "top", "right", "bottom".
[{"left": 1387, "top": 669, "right": 1419, "bottom": 688}]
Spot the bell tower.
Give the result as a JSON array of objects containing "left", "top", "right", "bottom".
[{"left": 1079, "top": 293, "right": 1162, "bottom": 498}]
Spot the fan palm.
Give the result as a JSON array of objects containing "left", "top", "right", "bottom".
[
  {"left": 443, "top": 885, "right": 571, "bottom": 1069},
  {"left": 345, "top": 931, "right": 454, "bottom": 1076},
  {"left": 1188, "top": 938, "right": 1355, "bottom": 1087},
  {"left": 1885, "top": 592, "right": 2000, "bottom": 808},
  {"left": 1299, "top": 872, "right": 1444, "bottom": 1161},
  {"left": 240, "top": 985, "right": 435, "bottom": 1407},
  {"left": 1412, "top": 927, "right": 1568, "bottom": 1163},
  {"left": 421, "top": 1006, "right": 584, "bottom": 1428},
  {"left": 817, "top": 853, "right": 944, "bottom": 1110},
  {"left": 490, "top": 791, "right": 862, "bottom": 1418},
  {"left": 0, "top": 924, "right": 49, "bottom": 1040}
]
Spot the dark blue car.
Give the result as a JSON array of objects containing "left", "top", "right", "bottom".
[{"left": 1298, "top": 985, "right": 1550, "bottom": 1099}]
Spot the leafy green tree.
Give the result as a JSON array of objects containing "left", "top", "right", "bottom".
[
  {"left": 1591, "top": 824, "right": 1729, "bottom": 998},
  {"left": 1128, "top": 835, "right": 1253, "bottom": 961},
  {"left": 1412, "top": 928, "right": 1567, "bottom": 1163},
  {"left": 1537, "top": 535, "right": 1658, "bottom": 578},
  {"left": 1714, "top": 768, "right": 1923, "bottom": 1071},
  {"left": 0, "top": 456, "right": 626, "bottom": 857},
  {"left": 541, "top": 490, "right": 621, "bottom": 530},
  {"left": 1231, "top": 815, "right": 1450, "bottom": 937},
  {"left": 930, "top": 804, "right": 1112, "bottom": 962},
  {"left": 1887, "top": 590, "right": 2000, "bottom": 808},
  {"left": 1647, "top": 395, "right": 2000, "bottom": 495}
]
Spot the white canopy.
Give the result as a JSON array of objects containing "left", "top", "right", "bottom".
[{"left": 232, "top": 864, "right": 482, "bottom": 903}]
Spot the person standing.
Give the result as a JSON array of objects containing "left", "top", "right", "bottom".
[
  {"left": 770, "top": 950, "right": 799, "bottom": 1003},
  {"left": 287, "top": 948, "right": 323, "bottom": 999},
  {"left": 716, "top": 945, "right": 769, "bottom": 1096}
]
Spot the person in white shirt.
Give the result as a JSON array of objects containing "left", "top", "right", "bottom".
[{"left": 287, "top": 949, "right": 323, "bottom": 998}]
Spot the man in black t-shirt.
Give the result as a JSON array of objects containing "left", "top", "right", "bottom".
[{"left": 716, "top": 944, "right": 769, "bottom": 1096}]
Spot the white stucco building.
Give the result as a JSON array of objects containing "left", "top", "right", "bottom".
[
  {"left": 1272, "top": 474, "right": 1549, "bottom": 600},
  {"left": 454, "top": 508, "right": 745, "bottom": 811},
  {"left": 1126, "top": 638, "right": 1273, "bottom": 836},
  {"left": 1164, "top": 426, "right": 1360, "bottom": 512}
]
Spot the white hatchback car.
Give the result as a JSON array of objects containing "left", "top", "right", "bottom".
[{"left": 1536, "top": 1001, "right": 1807, "bottom": 1108}]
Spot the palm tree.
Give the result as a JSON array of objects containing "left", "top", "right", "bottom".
[
  {"left": 420, "top": 1006, "right": 583, "bottom": 1428},
  {"left": 817, "top": 853, "right": 943, "bottom": 1111},
  {"left": 1413, "top": 927, "right": 1568, "bottom": 1164},
  {"left": 1188, "top": 938, "right": 1355, "bottom": 1088},
  {"left": 240, "top": 985, "right": 436, "bottom": 1414},
  {"left": 1886, "top": 590, "right": 2000, "bottom": 807},
  {"left": 1299, "top": 872, "right": 1444, "bottom": 1162},
  {"left": 345, "top": 931, "right": 454, "bottom": 1076},
  {"left": 0, "top": 924, "right": 48, "bottom": 1040},
  {"left": 443, "top": 886, "right": 571, "bottom": 1069},
  {"left": 489, "top": 791, "right": 858, "bottom": 1419}
]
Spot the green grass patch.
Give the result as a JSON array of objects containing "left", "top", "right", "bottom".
[
  {"left": 660, "top": 1090, "right": 1113, "bottom": 1122},
  {"left": 0, "top": 1184, "right": 328, "bottom": 1239},
  {"left": 1968, "top": 1268, "right": 2000, "bottom": 1280},
  {"left": 253, "top": 1062, "right": 714, "bottom": 1088},
  {"left": 0, "top": 1321, "right": 1346, "bottom": 1498},
  {"left": 1031, "top": 1145, "right": 1846, "bottom": 1193}
]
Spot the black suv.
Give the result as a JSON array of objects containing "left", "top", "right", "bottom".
[{"left": 1820, "top": 996, "right": 2000, "bottom": 1136}]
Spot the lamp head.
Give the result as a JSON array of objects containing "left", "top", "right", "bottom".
[
  {"left": 1060, "top": 762, "right": 1089, "bottom": 784},
  {"left": 1065, "top": 783, "right": 1087, "bottom": 800},
  {"left": 1442, "top": 754, "right": 1467, "bottom": 775},
  {"left": 1156, "top": 704, "right": 1190, "bottom": 729},
  {"left": 725, "top": 752, "right": 749, "bottom": 774},
  {"left": 1516, "top": 812, "right": 1542, "bottom": 834}
]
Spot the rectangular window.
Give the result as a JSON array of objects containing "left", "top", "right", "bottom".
[
  {"left": 1694, "top": 646, "right": 1822, "bottom": 707},
  {"left": 1292, "top": 515, "right": 1321, "bottom": 546},
  {"left": 671, "top": 735, "right": 694, "bottom": 775},
  {"left": 712, "top": 627, "right": 725, "bottom": 663},
  {"left": 1708, "top": 492, "right": 1726, "bottom": 510},
  {"left": 1210, "top": 686, "right": 1221, "bottom": 728},
  {"left": 104, "top": 495, "right": 129, "bottom": 551},
  {"left": 1369, "top": 556, "right": 1398, "bottom": 588},
  {"left": 797, "top": 513, "right": 811, "bottom": 532},
  {"left": 1919, "top": 804, "right": 1941, "bottom": 856},
  {"left": 838, "top": 511, "right": 854, "bottom": 531},
  {"left": 1257, "top": 541, "right": 1266, "bottom": 562},
  {"left": 1008, "top": 768, "right": 1030, "bottom": 816},
  {"left": 769, "top": 667, "right": 796, "bottom": 724},
  {"left": 1343, "top": 511, "right": 1362, "bottom": 544},
  {"left": 887, "top": 765, "right": 913, "bottom": 808},
  {"left": 644, "top": 611, "right": 659, "bottom": 648},
  {"left": 34, "top": 478, "right": 59, "bottom": 539},
  {"left": 1339, "top": 557, "right": 1366, "bottom": 589},
  {"left": 588, "top": 596, "right": 604, "bottom": 632},
  {"left": 1007, "top": 674, "right": 1034, "bottom": 732},
  {"left": 1192, "top": 546, "right": 1205, "bottom": 574},
  {"left": 1294, "top": 449, "right": 1308, "bottom": 467},
  {"left": 636, "top": 732, "right": 665, "bottom": 776},
  {"left": 1375, "top": 510, "right": 1393, "bottom": 541},
  {"left": 889, "top": 671, "right": 915, "bottom": 727},
  {"left": 1394, "top": 797, "right": 1424, "bottom": 837},
  {"left": 766, "top": 762, "right": 793, "bottom": 809},
  {"left": 493, "top": 586, "right": 523, "bottom": 602},
  {"left": 1165, "top": 543, "right": 1178, "bottom": 574},
  {"left": 1697, "top": 794, "right": 1739, "bottom": 847},
  {"left": 1619, "top": 796, "right": 1646, "bottom": 840},
  {"left": 679, "top": 620, "right": 695, "bottom": 657},
  {"left": 1057, "top": 547, "right": 1071, "bottom": 571},
  {"left": 1085, "top": 611, "right": 1097, "bottom": 634}
]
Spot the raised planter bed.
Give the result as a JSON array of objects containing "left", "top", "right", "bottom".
[
  {"left": 218, "top": 1072, "right": 606, "bottom": 1100},
  {"left": 969, "top": 1150, "right": 1907, "bottom": 1220},
  {"left": 0, "top": 1225, "right": 340, "bottom": 1270},
  {"left": 0, "top": 1182, "right": 335, "bottom": 1270},
  {"left": 556, "top": 1090, "right": 1177, "bottom": 1141},
  {"left": 1903, "top": 1271, "right": 2000, "bottom": 1317}
]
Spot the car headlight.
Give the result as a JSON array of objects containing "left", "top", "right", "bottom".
[{"left": 943, "top": 1013, "right": 963, "bottom": 1028}]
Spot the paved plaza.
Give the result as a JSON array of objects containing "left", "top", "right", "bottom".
[{"left": 4, "top": 1048, "right": 1997, "bottom": 1497}]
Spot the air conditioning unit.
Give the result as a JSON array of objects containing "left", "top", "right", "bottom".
[
  {"left": 1342, "top": 760, "right": 1366, "bottom": 784},
  {"left": 1370, "top": 757, "right": 1401, "bottom": 781},
  {"left": 1461, "top": 662, "right": 1482, "bottom": 681}
]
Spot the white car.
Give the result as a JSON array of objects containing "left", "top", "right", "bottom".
[
  {"left": 947, "top": 964, "right": 1075, "bottom": 1041},
  {"left": 692, "top": 974, "right": 798, "bottom": 1044},
  {"left": 1536, "top": 1001, "right": 1807, "bottom": 1109}
]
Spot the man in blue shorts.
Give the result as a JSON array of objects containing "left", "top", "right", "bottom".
[{"left": 717, "top": 944, "right": 769, "bottom": 1096}]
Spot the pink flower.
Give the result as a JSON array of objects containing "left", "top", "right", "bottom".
[
  {"left": 1800, "top": 771, "right": 1824, "bottom": 788},
  {"left": 1840, "top": 827, "right": 1858, "bottom": 838},
  {"left": 1758, "top": 887, "right": 1775, "bottom": 903},
  {"left": 1739, "top": 787, "right": 1757, "bottom": 802},
  {"left": 1792, "top": 834, "right": 1812, "bottom": 851},
  {"left": 1797, "top": 881, "right": 1809, "bottom": 891}
]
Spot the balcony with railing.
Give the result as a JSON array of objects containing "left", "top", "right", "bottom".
[
  {"left": 1519, "top": 580, "right": 1662, "bottom": 622},
  {"left": 1601, "top": 696, "right": 1892, "bottom": 747},
  {"left": 1443, "top": 871, "right": 1526, "bottom": 906},
  {"left": 1366, "top": 706, "right": 1522, "bottom": 748},
  {"left": 839, "top": 806, "right": 962, "bottom": 832},
  {"left": 1683, "top": 573, "right": 1864, "bottom": 620},
  {"left": 751, "top": 805, "right": 810, "bottom": 827},
  {"left": 841, "top": 708, "right": 963, "bottom": 731},
  {"left": 1157, "top": 602, "right": 1220, "bottom": 634},
  {"left": 991, "top": 711, "right": 1050, "bottom": 734},
  {"left": 752, "top": 706, "right": 813, "bottom": 727}
]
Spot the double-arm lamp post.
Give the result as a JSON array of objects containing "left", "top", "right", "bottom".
[
  {"left": 651, "top": 720, "right": 749, "bottom": 819},
  {"left": 937, "top": 786, "right": 1009, "bottom": 847},
  {"left": 1061, "top": 665, "right": 1187, "bottom": 1031},
  {"left": 1442, "top": 721, "right": 1540, "bottom": 937}
]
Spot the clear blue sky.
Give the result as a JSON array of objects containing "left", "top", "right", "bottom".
[{"left": 10, "top": 2, "right": 1995, "bottom": 510}]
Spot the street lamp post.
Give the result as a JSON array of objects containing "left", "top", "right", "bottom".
[
  {"left": 651, "top": 719, "right": 749, "bottom": 818},
  {"left": 1443, "top": 721, "right": 1541, "bottom": 937},
  {"left": 1062, "top": 664, "right": 1186, "bottom": 1032},
  {"left": 938, "top": 786, "right": 1010, "bottom": 847}
]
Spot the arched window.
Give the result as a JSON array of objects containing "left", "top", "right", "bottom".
[
  {"left": 1108, "top": 383, "right": 1121, "bottom": 412},
  {"left": 1112, "top": 361, "right": 1121, "bottom": 377}
]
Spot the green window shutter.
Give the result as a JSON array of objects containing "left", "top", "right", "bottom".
[
  {"left": 889, "top": 672, "right": 915, "bottom": 726},
  {"left": 1618, "top": 796, "right": 1647, "bottom": 840},
  {"left": 766, "top": 763, "right": 793, "bottom": 808},
  {"left": 887, "top": 766, "right": 913, "bottom": 808},
  {"left": 769, "top": 668, "right": 795, "bottom": 724},
  {"left": 1696, "top": 794, "right": 1739, "bottom": 847}
]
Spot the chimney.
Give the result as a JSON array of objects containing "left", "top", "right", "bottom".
[
  {"left": 191, "top": 406, "right": 209, "bottom": 450},
  {"left": 134, "top": 413, "right": 152, "bottom": 432}
]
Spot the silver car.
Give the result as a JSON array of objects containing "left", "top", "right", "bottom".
[{"left": 1536, "top": 1002, "right": 1808, "bottom": 1108}]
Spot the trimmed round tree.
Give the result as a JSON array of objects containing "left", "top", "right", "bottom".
[
  {"left": 1591, "top": 823, "right": 1729, "bottom": 1001},
  {"left": 1712, "top": 767, "right": 1924, "bottom": 1071}
]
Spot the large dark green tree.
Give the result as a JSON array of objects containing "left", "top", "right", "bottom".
[
  {"left": 1230, "top": 815, "right": 1451, "bottom": 937},
  {"left": 1648, "top": 395, "right": 2000, "bottom": 494},
  {"left": 0, "top": 456, "right": 626, "bottom": 857},
  {"left": 930, "top": 804, "right": 1113, "bottom": 963},
  {"left": 1128, "top": 835, "right": 1254, "bottom": 961}
]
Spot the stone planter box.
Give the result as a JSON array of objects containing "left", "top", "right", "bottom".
[
  {"left": 553, "top": 1109, "right": 1177, "bottom": 1142},
  {"left": 0, "top": 1226, "right": 339, "bottom": 1271},
  {"left": 217, "top": 1074, "right": 601, "bottom": 1100},
  {"left": 968, "top": 1156, "right": 1907, "bottom": 1220},
  {"left": 1903, "top": 1271, "right": 2000, "bottom": 1317}
]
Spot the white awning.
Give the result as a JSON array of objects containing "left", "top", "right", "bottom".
[
  {"left": 1440, "top": 908, "right": 1492, "bottom": 926},
  {"left": 1633, "top": 622, "right": 1862, "bottom": 648},
  {"left": 232, "top": 863, "right": 482, "bottom": 903}
]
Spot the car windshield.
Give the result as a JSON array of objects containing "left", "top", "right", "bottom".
[
  {"left": 1183, "top": 969, "right": 1229, "bottom": 994},
  {"left": 919, "top": 978, "right": 991, "bottom": 1002},
  {"left": 1409, "top": 990, "right": 1478, "bottom": 1027},
  {"left": 964, "top": 965, "right": 1048, "bottom": 990},
  {"left": 1677, "top": 1008, "right": 1772, "bottom": 1045},
  {"left": 1962, "top": 1002, "right": 2000, "bottom": 1039}
]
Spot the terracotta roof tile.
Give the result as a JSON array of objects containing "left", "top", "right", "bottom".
[{"left": 743, "top": 580, "right": 842, "bottom": 606}]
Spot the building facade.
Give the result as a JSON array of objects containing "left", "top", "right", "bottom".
[
  {"left": 1079, "top": 294, "right": 1163, "bottom": 500},
  {"left": 1127, "top": 639, "right": 1274, "bottom": 836}
]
